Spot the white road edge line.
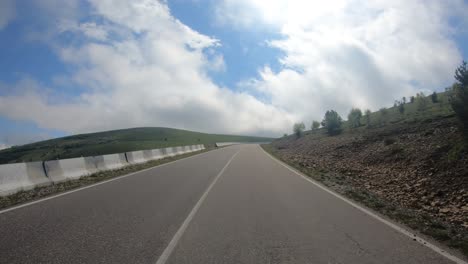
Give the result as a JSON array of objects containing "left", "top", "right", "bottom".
[
  {"left": 155, "top": 149, "right": 240, "bottom": 264},
  {"left": 260, "top": 145, "right": 467, "bottom": 264},
  {"left": 0, "top": 148, "right": 223, "bottom": 215}
]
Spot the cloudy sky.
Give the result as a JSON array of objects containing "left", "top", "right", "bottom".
[{"left": 0, "top": 0, "right": 467, "bottom": 147}]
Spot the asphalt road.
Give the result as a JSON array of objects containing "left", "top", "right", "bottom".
[{"left": 0, "top": 144, "right": 464, "bottom": 264}]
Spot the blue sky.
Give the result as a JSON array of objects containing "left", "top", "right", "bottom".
[
  {"left": 0, "top": 0, "right": 467, "bottom": 148},
  {"left": 168, "top": 0, "right": 285, "bottom": 88}
]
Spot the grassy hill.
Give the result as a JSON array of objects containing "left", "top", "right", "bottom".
[{"left": 0, "top": 127, "right": 273, "bottom": 164}]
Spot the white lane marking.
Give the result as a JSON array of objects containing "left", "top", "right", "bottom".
[
  {"left": 155, "top": 149, "right": 240, "bottom": 264},
  {"left": 0, "top": 147, "right": 228, "bottom": 215},
  {"left": 260, "top": 146, "right": 467, "bottom": 264}
]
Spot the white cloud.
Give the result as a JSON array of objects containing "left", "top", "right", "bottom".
[
  {"left": 0, "top": 0, "right": 294, "bottom": 137},
  {"left": 0, "top": 0, "right": 15, "bottom": 30},
  {"left": 75, "top": 22, "right": 109, "bottom": 41},
  {"left": 0, "top": 144, "right": 10, "bottom": 151},
  {"left": 217, "top": 0, "right": 468, "bottom": 122}
]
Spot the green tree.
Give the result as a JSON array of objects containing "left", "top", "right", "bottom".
[
  {"left": 311, "top": 120, "right": 320, "bottom": 130},
  {"left": 398, "top": 101, "right": 405, "bottom": 114},
  {"left": 454, "top": 60, "right": 468, "bottom": 86},
  {"left": 431, "top": 92, "right": 438, "bottom": 103},
  {"left": 416, "top": 92, "right": 428, "bottom": 111},
  {"left": 410, "top": 96, "right": 415, "bottom": 103},
  {"left": 347, "top": 108, "right": 362, "bottom": 128},
  {"left": 364, "top": 109, "right": 372, "bottom": 127},
  {"left": 450, "top": 61, "right": 468, "bottom": 138},
  {"left": 379, "top": 108, "right": 388, "bottom": 126},
  {"left": 293, "top": 122, "right": 306, "bottom": 138},
  {"left": 321, "top": 110, "right": 342, "bottom": 135}
]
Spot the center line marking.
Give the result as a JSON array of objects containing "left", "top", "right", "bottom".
[{"left": 155, "top": 149, "right": 240, "bottom": 264}]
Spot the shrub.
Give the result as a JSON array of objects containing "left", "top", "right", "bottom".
[
  {"left": 416, "top": 92, "right": 428, "bottom": 111},
  {"left": 398, "top": 101, "right": 405, "bottom": 114},
  {"left": 311, "top": 120, "right": 320, "bottom": 130},
  {"left": 379, "top": 108, "right": 388, "bottom": 126},
  {"left": 380, "top": 107, "right": 388, "bottom": 116},
  {"left": 293, "top": 122, "right": 305, "bottom": 138},
  {"left": 347, "top": 108, "right": 362, "bottom": 128},
  {"left": 364, "top": 109, "right": 372, "bottom": 127},
  {"left": 431, "top": 92, "right": 438, "bottom": 103},
  {"left": 455, "top": 60, "right": 468, "bottom": 86},
  {"left": 449, "top": 61, "right": 468, "bottom": 138},
  {"left": 321, "top": 110, "right": 342, "bottom": 135},
  {"left": 447, "top": 142, "right": 465, "bottom": 163}
]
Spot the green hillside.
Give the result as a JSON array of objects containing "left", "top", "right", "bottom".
[
  {"left": 0, "top": 127, "right": 273, "bottom": 164},
  {"left": 300, "top": 90, "right": 456, "bottom": 135}
]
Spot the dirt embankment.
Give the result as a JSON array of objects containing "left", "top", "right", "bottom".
[{"left": 270, "top": 116, "right": 468, "bottom": 232}]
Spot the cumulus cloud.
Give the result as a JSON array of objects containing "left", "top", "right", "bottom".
[
  {"left": 0, "top": 0, "right": 293, "bottom": 137},
  {"left": 0, "top": 0, "right": 15, "bottom": 30},
  {"left": 217, "top": 0, "right": 468, "bottom": 122}
]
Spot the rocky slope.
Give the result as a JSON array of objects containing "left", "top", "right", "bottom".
[{"left": 270, "top": 115, "right": 468, "bottom": 236}]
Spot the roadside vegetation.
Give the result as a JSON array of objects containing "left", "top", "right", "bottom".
[
  {"left": 311, "top": 120, "right": 320, "bottom": 130},
  {"left": 293, "top": 122, "right": 306, "bottom": 138},
  {"left": 347, "top": 108, "right": 362, "bottom": 129},
  {"left": 450, "top": 61, "right": 468, "bottom": 140},
  {"left": 280, "top": 61, "right": 468, "bottom": 256},
  {"left": 322, "top": 110, "right": 343, "bottom": 135}
]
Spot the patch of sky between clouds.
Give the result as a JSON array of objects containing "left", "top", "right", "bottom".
[
  {"left": 449, "top": 16, "right": 468, "bottom": 60},
  {"left": 0, "top": 25, "right": 88, "bottom": 98},
  {"left": 0, "top": 26, "right": 61, "bottom": 84},
  {"left": 454, "top": 34, "right": 468, "bottom": 59}
]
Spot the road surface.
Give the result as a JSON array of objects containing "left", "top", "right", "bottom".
[{"left": 0, "top": 144, "right": 463, "bottom": 263}]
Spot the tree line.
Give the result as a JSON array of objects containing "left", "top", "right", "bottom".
[{"left": 291, "top": 61, "right": 468, "bottom": 139}]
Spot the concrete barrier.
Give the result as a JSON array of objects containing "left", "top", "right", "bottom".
[
  {"left": 215, "top": 142, "right": 241, "bottom": 147},
  {"left": 126, "top": 151, "right": 147, "bottom": 164},
  {"left": 151, "top": 149, "right": 165, "bottom": 160},
  {"left": 174, "top": 146, "right": 183, "bottom": 155},
  {"left": 95, "top": 153, "right": 128, "bottom": 170},
  {"left": 182, "top": 146, "right": 191, "bottom": 154},
  {"left": 0, "top": 162, "right": 51, "bottom": 196},
  {"left": 0, "top": 144, "right": 207, "bottom": 196},
  {"left": 45, "top": 157, "right": 97, "bottom": 183},
  {"left": 165, "top": 147, "right": 177, "bottom": 157},
  {"left": 181, "top": 146, "right": 187, "bottom": 154},
  {"left": 143, "top": 150, "right": 154, "bottom": 161}
]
